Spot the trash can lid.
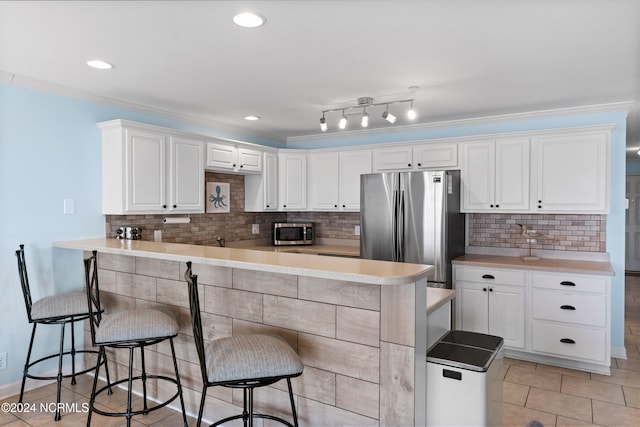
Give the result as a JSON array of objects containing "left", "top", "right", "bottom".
[
  {"left": 440, "top": 330, "right": 504, "bottom": 352},
  {"left": 427, "top": 342, "right": 496, "bottom": 372}
]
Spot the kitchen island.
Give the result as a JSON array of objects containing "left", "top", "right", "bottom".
[{"left": 54, "top": 238, "right": 432, "bottom": 426}]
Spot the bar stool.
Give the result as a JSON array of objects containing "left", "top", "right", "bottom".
[
  {"left": 84, "top": 251, "right": 188, "bottom": 427},
  {"left": 15, "top": 244, "right": 106, "bottom": 421},
  {"left": 184, "top": 261, "right": 304, "bottom": 427}
]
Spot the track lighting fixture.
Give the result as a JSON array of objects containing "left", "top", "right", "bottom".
[{"left": 318, "top": 97, "right": 416, "bottom": 132}]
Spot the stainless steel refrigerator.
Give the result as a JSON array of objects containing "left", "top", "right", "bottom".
[{"left": 360, "top": 170, "right": 465, "bottom": 288}]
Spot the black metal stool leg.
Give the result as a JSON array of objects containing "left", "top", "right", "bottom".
[
  {"left": 169, "top": 338, "right": 189, "bottom": 427},
  {"left": 87, "top": 347, "right": 103, "bottom": 427},
  {"left": 140, "top": 346, "right": 148, "bottom": 414},
  {"left": 197, "top": 386, "right": 207, "bottom": 427},
  {"left": 70, "top": 319, "right": 77, "bottom": 385},
  {"left": 248, "top": 387, "right": 254, "bottom": 427},
  {"left": 287, "top": 378, "right": 299, "bottom": 427},
  {"left": 126, "top": 347, "right": 134, "bottom": 427},
  {"left": 54, "top": 322, "right": 66, "bottom": 421},
  {"left": 19, "top": 323, "right": 37, "bottom": 403}
]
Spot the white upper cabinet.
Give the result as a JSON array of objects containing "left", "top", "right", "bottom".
[
  {"left": 100, "top": 120, "right": 204, "bottom": 215},
  {"left": 278, "top": 152, "right": 307, "bottom": 210},
  {"left": 205, "top": 141, "right": 262, "bottom": 174},
  {"left": 461, "top": 138, "right": 530, "bottom": 212},
  {"left": 169, "top": 136, "right": 205, "bottom": 212},
  {"left": 532, "top": 129, "right": 610, "bottom": 213},
  {"left": 413, "top": 143, "right": 458, "bottom": 169},
  {"left": 372, "top": 146, "right": 414, "bottom": 171},
  {"left": 245, "top": 151, "right": 278, "bottom": 211},
  {"left": 308, "top": 152, "right": 340, "bottom": 210},
  {"left": 373, "top": 142, "right": 458, "bottom": 172},
  {"left": 307, "top": 150, "right": 372, "bottom": 211},
  {"left": 339, "top": 150, "right": 372, "bottom": 210}
]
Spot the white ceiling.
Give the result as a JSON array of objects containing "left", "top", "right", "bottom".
[{"left": 1, "top": 1, "right": 639, "bottom": 154}]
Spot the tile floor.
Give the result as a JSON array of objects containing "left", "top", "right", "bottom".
[{"left": 2, "top": 275, "right": 640, "bottom": 426}]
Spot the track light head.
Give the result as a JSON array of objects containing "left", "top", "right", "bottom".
[
  {"left": 361, "top": 110, "right": 369, "bottom": 128},
  {"left": 320, "top": 117, "right": 327, "bottom": 132},
  {"left": 338, "top": 110, "right": 348, "bottom": 129},
  {"left": 382, "top": 106, "right": 397, "bottom": 124},
  {"left": 407, "top": 101, "right": 417, "bottom": 120}
]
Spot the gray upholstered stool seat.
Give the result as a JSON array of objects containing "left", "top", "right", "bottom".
[
  {"left": 95, "top": 309, "right": 178, "bottom": 344},
  {"left": 205, "top": 334, "right": 303, "bottom": 383},
  {"left": 30, "top": 290, "right": 88, "bottom": 320}
]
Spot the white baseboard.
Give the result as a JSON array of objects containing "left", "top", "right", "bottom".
[{"left": 612, "top": 346, "right": 628, "bottom": 360}]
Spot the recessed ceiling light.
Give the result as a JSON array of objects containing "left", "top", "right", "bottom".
[
  {"left": 233, "top": 12, "right": 266, "bottom": 28},
  {"left": 244, "top": 115, "right": 261, "bottom": 121},
  {"left": 87, "top": 60, "right": 114, "bottom": 70}
]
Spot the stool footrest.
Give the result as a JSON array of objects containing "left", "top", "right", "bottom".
[
  {"left": 90, "top": 375, "right": 181, "bottom": 418},
  {"left": 24, "top": 349, "right": 102, "bottom": 381}
]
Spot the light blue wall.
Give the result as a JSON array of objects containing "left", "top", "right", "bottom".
[
  {"left": 0, "top": 82, "right": 627, "bottom": 391},
  {"left": 0, "top": 83, "right": 283, "bottom": 390}
]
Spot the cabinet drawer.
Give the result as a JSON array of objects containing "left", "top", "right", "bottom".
[
  {"left": 532, "top": 322, "right": 607, "bottom": 363},
  {"left": 532, "top": 272, "right": 607, "bottom": 293},
  {"left": 454, "top": 267, "right": 525, "bottom": 286},
  {"left": 532, "top": 290, "right": 606, "bottom": 327}
]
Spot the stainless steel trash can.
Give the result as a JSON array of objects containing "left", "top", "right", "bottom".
[{"left": 427, "top": 330, "right": 504, "bottom": 426}]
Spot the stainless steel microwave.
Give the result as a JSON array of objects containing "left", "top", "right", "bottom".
[{"left": 273, "top": 223, "right": 314, "bottom": 246}]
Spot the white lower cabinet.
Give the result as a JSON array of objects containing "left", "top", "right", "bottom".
[
  {"left": 454, "top": 264, "right": 611, "bottom": 373},
  {"left": 454, "top": 266, "right": 526, "bottom": 349},
  {"left": 530, "top": 271, "right": 610, "bottom": 366}
]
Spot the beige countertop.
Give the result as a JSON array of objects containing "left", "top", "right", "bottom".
[
  {"left": 426, "top": 288, "right": 455, "bottom": 314},
  {"left": 54, "top": 238, "right": 430, "bottom": 285},
  {"left": 452, "top": 254, "right": 614, "bottom": 276}
]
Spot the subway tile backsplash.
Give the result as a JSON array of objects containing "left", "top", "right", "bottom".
[
  {"left": 468, "top": 213, "right": 606, "bottom": 252},
  {"left": 105, "top": 173, "right": 606, "bottom": 253}
]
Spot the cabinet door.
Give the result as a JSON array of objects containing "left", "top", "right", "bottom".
[
  {"left": 413, "top": 143, "right": 458, "bottom": 169},
  {"left": 308, "top": 152, "right": 340, "bottom": 210},
  {"left": 339, "top": 150, "right": 372, "bottom": 210},
  {"left": 534, "top": 132, "right": 609, "bottom": 213},
  {"left": 455, "top": 281, "right": 489, "bottom": 334},
  {"left": 461, "top": 141, "right": 495, "bottom": 211},
  {"left": 489, "top": 284, "right": 525, "bottom": 348},
  {"left": 169, "top": 136, "right": 204, "bottom": 213},
  {"left": 372, "top": 146, "right": 413, "bottom": 171},
  {"left": 278, "top": 153, "right": 307, "bottom": 210},
  {"left": 238, "top": 148, "right": 262, "bottom": 173},
  {"left": 206, "top": 142, "right": 237, "bottom": 170},
  {"left": 495, "top": 139, "right": 530, "bottom": 211},
  {"left": 263, "top": 152, "right": 278, "bottom": 210},
  {"left": 126, "top": 128, "right": 166, "bottom": 212}
]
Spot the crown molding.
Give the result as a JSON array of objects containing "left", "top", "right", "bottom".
[
  {"left": 286, "top": 101, "right": 635, "bottom": 145},
  {"left": 0, "top": 70, "right": 286, "bottom": 144}
]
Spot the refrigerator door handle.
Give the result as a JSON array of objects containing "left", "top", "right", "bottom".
[
  {"left": 392, "top": 190, "right": 399, "bottom": 262},
  {"left": 398, "top": 190, "right": 405, "bottom": 262}
]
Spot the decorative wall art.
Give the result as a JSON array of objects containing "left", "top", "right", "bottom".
[{"left": 206, "top": 182, "right": 230, "bottom": 213}]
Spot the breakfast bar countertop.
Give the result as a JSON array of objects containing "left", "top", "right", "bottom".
[{"left": 53, "top": 238, "right": 431, "bottom": 286}]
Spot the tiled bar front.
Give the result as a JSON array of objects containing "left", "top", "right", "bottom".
[{"left": 87, "top": 251, "right": 427, "bottom": 426}]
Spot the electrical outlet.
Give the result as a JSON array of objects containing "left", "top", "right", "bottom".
[
  {"left": 355, "top": 225, "right": 361, "bottom": 236},
  {"left": 0, "top": 351, "right": 7, "bottom": 370},
  {"left": 252, "top": 224, "right": 260, "bottom": 234}
]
